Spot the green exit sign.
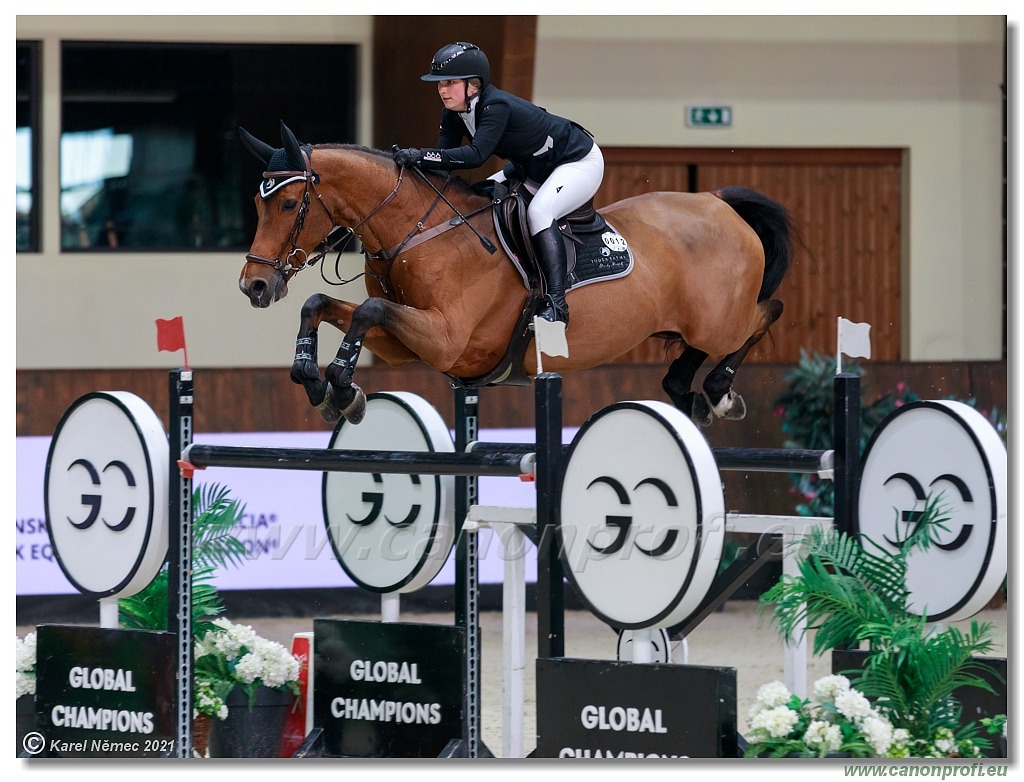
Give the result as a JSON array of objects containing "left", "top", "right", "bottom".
[{"left": 687, "top": 106, "right": 732, "bottom": 127}]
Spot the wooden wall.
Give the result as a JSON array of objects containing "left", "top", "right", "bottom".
[{"left": 598, "top": 148, "right": 904, "bottom": 364}]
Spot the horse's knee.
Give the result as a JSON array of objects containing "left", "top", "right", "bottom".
[
  {"left": 300, "top": 293, "right": 331, "bottom": 322},
  {"left": 351, "top": 298, "right": 388, "bottom": 332}
]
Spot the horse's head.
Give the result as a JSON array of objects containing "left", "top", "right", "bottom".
[{"left": 238, "top": 121, "right": 336, "bottom": 308}]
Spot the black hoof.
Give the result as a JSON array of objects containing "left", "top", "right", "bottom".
[
  {"left": 339, "top": 383, "right": 366, "bottom": 425},
  {"left": 691, "top": 392, "right": 713, "bottom": 427},
  {"left": 314, "top": 384, "right": 343, "bottom": 423}
]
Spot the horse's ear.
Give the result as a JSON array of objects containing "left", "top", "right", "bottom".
[
  {"left": 280, "top": 121, "right": 305, "bottom": 171},
  {"left": 239, "top": 127, "right": 275, "bottom": 167}
]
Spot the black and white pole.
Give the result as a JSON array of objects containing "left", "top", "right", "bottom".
[
  {"left": 454, "top": 387, "right": 483, "bottom": 758},
  {"left": 168, "top": 369, "right": 194, "bottom": 758}
]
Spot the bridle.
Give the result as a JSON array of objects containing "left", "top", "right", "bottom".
[
  {"left": 244, "top": 147, "right": 350, "bottom": 279},
  {"left": 245, "top": 147, "right": 499, "bottom": 295}
]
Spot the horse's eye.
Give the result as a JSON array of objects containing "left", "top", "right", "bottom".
[{"left": 282, "top": 198, "right": 298, "bottom": 211}]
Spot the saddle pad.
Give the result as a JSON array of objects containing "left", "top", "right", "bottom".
[{"left": 565, "top": 218, "right": 633, "bottom": 291}]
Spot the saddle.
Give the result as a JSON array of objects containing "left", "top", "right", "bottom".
[{"left": 446, "top": 175, "right": 634, "bottom": 390}]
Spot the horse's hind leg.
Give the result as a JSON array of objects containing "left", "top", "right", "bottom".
[
  {"left": 662, "top": 345, "right": 712, "bottom": 426},
  {"left": 701, "top": 299, "right": 784, "bottom": 422}
]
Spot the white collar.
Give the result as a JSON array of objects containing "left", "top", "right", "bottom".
[{"left": 460, "top": 95, "right": 480, "bottom": 135}]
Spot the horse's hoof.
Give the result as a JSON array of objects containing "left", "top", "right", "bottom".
[
  {"left": 709, "top": 390, "right": 746, "bottom": 421},
  {"left": 314, "top": 385, "right": 344, "bottom": 423},
  {"left": 691, "top": 392, "right": 713, "bottom": 427},
  {"left": 340, "top": 383, "right": 366, "bottom": 425},
  {"left": 720, "top": 392, "right": 747, "bottom": 421}
]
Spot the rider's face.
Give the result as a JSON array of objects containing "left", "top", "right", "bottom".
[{"left": 437, "top": 79, "right": 472, "bottom": 112}]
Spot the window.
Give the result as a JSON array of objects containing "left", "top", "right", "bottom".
[
  {"left": 60, "top": 42, "right": 357, "bottom": 251},
  {"left": 17, "top": 41, "right": 40, "bottom": 253}
]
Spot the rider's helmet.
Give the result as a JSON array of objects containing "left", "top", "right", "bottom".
[{"left": 421, "top": 42, "right": 490, "bottom": 88}]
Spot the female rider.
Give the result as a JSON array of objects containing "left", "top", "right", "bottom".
[{"left": 393, "top": 42, "right": 604, "bottom": 326}]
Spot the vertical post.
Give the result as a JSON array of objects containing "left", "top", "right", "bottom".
[
  {"left": 631, "top": 629, "right": 654, "bottom": 665},
  {"left": 832, "top": 373, "right": 861, "bottom": 536},
  {"left": 453, "top": 387, "right": 481, "bottom": 758},
  {"left": 782, "top": 525, "right": 808, "bottom": 697},
  {"left": 534, "top": 373, "right": 564, "bottom": 660},
  {"left": 380, "top": 593, "right": 400, "bottom": 623},
  {"left": 168, "top": 369, "right": 194, "bottom": 758},
  {"left": 499, "top": 522, "right": 526, "bottom": 759}
]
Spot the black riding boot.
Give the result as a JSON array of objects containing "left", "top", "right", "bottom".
[{"left": 532, "top": 220, "right": 569, "bottom": 324}]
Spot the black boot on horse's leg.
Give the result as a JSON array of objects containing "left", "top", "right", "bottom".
[
  {"left": 701, "top": 298, "right": 784, "bottom": 422},
  {"left": 290, "top": 328, "right": 333, "bottom": 410},
  {"left": 532, "top": 220, "right": 569, "bottom": 324},
  {"left": 662, "top": 346, "right": 711, "bottom": 425}
]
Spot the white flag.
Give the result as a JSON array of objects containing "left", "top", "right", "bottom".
[
  {"left": 533, "top": 316, "right": 569, "bottom": 359},
  {"left": 838, "top": 317, "right": 871, "bottom": 359}
]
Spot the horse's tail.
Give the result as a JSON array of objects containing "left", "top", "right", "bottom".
[{"left": 715, "top": 186, "right": 793, "bottom": 301}]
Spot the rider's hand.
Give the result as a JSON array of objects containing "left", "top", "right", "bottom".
[{"left": 393, "top": 147, "right": 424, "bottom": 168}]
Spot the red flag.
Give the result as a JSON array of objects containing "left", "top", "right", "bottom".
[{"left": 155, "top": 316, "right": 189, "bottom": 368}]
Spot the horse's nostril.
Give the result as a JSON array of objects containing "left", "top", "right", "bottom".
[{"left": 249, "top": 280, "right": 267, "bottom": 299}]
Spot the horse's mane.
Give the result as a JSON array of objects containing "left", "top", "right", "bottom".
[{"left": 312, "top": 143, "right": 477, "bottom": 198}]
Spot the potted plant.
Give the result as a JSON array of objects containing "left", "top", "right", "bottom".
[
  {"left": 757, "top": 496, "right": 1005, "bottom": 758},
  {"left": 194, "top": 618, "right": 301, "bottom": 758},
  {"left": 16, "top": 631, "right": 36, "bottom": 754}
]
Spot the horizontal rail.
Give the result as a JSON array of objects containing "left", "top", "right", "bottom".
[
  {"left": 712, "top": 448, "right": 833, "bottom": 474},
  {"left": 469, "top": 441, "right": 832, "bottom": 475},
  {"left": 181, "top": 444, "right": 534, "bottom": 477}
]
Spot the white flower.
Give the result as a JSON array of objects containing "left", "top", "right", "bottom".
[
  {"left": 804, "top": 720, "right": 843, "bottom": 753},
  {"left": 749, "top": 680, "right": 791, "bottom": 718},
  {"left": 812, "top": 674, "right": 851, "bottom": 705},
  {"left": 16, "top": 633, "right": 37, "bottom": 697},
  {"left": 931, "top": 727, "right": 956, "bottom": 755},
  {"left": 233, "top": 652, "right": 263, "bottom": 684},
  {"left": 860, "top": 714, "right": 894, "bottom": 755},
  {"left": 751, "top": 705, "right": 800, "bottom": 738},
  {"left": 195, "top": 620, "right": 299, "bottom": 693},
  {"left": 834, "top": 687, "right": 873, "bottom": 722}
]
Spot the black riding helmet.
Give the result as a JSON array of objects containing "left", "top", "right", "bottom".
[{"left": 421, "top": 42, "right": 490, "bottom": 88}]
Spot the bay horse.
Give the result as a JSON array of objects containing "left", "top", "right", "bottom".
[{"left": 239, "top": 122, "right": 792, "bottom": 426}]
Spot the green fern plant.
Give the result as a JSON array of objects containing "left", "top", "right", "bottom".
[
  {"left": 119, "top": 482, "right": 247, "bottom": 637},
  {"left": 762, "top": 495, "right": 1002, "bottom": 751}
]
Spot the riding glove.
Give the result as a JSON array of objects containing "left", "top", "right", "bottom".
[{"left": 393, "top": 147, "right": 424, "bottom": 168}]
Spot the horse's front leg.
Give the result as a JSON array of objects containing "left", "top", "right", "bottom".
[
  {"left": 321, "top": 297, "right": 468, "bottom": 424},
  {"left": 290, "top": 293, "right": 361, "bottom": 422}
]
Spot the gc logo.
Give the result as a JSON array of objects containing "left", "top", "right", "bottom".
[
  {"left": 857, "top": 401, "right": 1007, "bottom": 622},
  {"left": 585, "top": 476, "right": 681, "bottom": 558},
  {"left": 561, "top": 401, "right": 724, "bottom": 630},
  {"left": 323, "top": 393, "right": 456, "bottom": 594},
  {"left": 45, "top": 392, "right": 168, "bottom": 597},
  {"left": 346, "top": 473, "right": 421, "bottom": 528},
  {"left": 65, "top": 459, "right": 138, "bottom": 531}
]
